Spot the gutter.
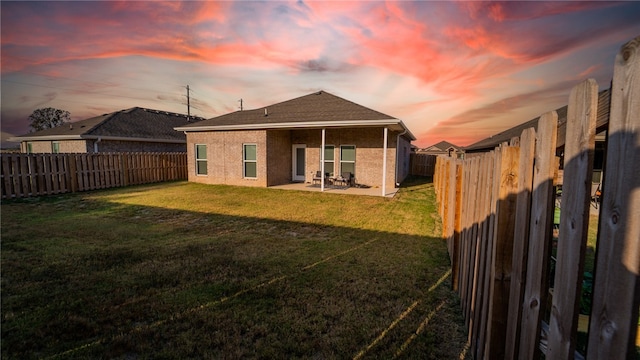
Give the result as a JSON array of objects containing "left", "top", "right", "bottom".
[{"left": 174, "top": 119, "right": 408, "bottom": 132}]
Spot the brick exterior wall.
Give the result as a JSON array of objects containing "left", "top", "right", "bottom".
[
  {"left": 266, "top": 130, "right": 292, "bottom": 186},
  {"left": 22, "top": 139, "right": 185, "bottom": 153},
  {"left": 185, "top": 127, "right": 409, "bottom": 194},
  {"left": 187, "top": 130, "right": 268, "bottom": 187},
  {"left": 91, "top": 140, "right": 186, "bottom": 153},
  {"left": 24, "top": 140, "right": 89, "bottom": 153},
  {"left": 291, "top": 127, "right": 401, "bottom": 191}
]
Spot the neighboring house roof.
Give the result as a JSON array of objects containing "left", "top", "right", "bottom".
[
  {"left": 12, "top": 107, "right": 204, "bottom": 143},
  {"left": 421, "top": 141, "right": 461, "bottom": 152},
  {"left": 465, "top": 88, "right": 610, "bottom": 152},
  {"left": 175, "top": 90, "right": 416, "bottom": 140}
]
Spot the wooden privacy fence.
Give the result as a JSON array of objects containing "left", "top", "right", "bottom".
[
  {"left": 434, "top": 37, "right": 639, "bottom": 359},
  {"left": 409, "top": 153, "right": 437, "bottom": 176},
  {"left": 1, "top": 152, "right": 187, "bottom": 199}
]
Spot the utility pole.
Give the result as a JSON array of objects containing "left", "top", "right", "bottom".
[
  {"left": 239, "top": 98, "right": 243, "bottom": 111},
  {"left": 186, "top": 85, "right": 191, "bottom": 121}
]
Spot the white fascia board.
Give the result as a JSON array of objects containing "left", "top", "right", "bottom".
[
  {"left": 175, "top": 119, "right": 403, "bottom": 132},
  {"left": 397, "top": 120, "right": 417, "bottom": 141}
]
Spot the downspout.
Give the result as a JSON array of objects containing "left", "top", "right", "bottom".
[
  {"left": 94, "top": 137, "right": 102, "bottom": 153},
  {"left": 395, "top": 129, "right": 408, "bottom": 187}
]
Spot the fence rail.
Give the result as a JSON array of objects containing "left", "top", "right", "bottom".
[
  {"left": 434, "top": 37, "right": 639, "bottom": 359},
  {"left": 1, "top": 152, "right": 187, "bottom": 199}
]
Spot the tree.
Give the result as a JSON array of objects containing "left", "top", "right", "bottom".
[{"left": 28, "top": 107, "right": 71, "bottom": 132}]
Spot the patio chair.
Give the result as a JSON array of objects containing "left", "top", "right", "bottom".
[
  {"left": 335, "top": 172, "right": 352, "bottom": 188},
  {"left": 312, "top": 171, "right": 323, "bottom": 185}
]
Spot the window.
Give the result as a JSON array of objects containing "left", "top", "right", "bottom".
[
  {"left": 323, "top": 145, "right": 334, "bottom": 175},
  {"left": 243, "top": 144, "right": 257, "bottom": 178},
  {"left": 340, "top": 145, "right": 355, "bottom": 176},
  {"left": 51, "top": 141, "right": 60, "bottom": 154},
  {"left": 195, "top": 144, "right": 207, "bottom": 175},
  {"left": 26, "top": 142, "right": 33, "bottom": 154}
]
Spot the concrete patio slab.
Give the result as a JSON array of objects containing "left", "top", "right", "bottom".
[{"left": 269, "top": 182, "right": 399, "bottom": 198}]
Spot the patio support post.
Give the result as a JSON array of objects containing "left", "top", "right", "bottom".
[
  {"left": 382, "top": 127, "right": 388, "bottom": 196},
  {"left": 321, "top": 128, "right": 326, "bottom": 192}
]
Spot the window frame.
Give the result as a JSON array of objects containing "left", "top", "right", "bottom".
[
  {"left": 322, "top": 144, "right": 335, "bottom": 176},
  {"left": 340, "top": 145, "right": 356, "bottom": 176},
  {"left": 26, "top": 142, "right": 33, "bottom": 154},
  {"left": 195, "top": 144, "right": 207, "bottom": 176},
  {"left": 243, "top": 143, "right": 258, "bottom": 179},
  {"left": 51, "top": 141, "right": 60, "bottom": 154}
]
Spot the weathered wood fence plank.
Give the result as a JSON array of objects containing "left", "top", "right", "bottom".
[
  {"left": 505, "top": 127, "right": 536, "bottom": 359},
  {"left": 431, "top": 37, "right": 640, "bottom": 360},
  {"left": 587, "top": 35, "right": 640, "bottom": 360},
  {"left": 519, "top": 111, "right": 558, "bottom": 360},
  {"left": 1, "top": 152, "right": 187, "bottom": 199},
  {"left": 547, "top": 78, "right": 598, "bottom": 359}
]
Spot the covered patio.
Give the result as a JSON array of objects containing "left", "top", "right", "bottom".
[{"left": 269, "top": 182, "right": 400, "bottom": 198}]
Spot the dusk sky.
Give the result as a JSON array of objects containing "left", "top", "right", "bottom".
[{"left": 2, "top": 1, "right": 639, "bottom": 148}]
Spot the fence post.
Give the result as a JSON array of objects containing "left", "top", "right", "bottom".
[
  {"left": 587, "top": 36, "right": 640, "bottom": 360},
  {"left": 68, "top": 154, "right": 78, "bottom": 193},
  {"left": 121, "top": 154, "right": 129, "bottom": 187},
  {"left": 547, "top": 78, "right": 598, "bottom": 359}
]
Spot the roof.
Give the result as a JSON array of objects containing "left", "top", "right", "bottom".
[
  {"left": 175, "top": 90, "right": 416, "bottom": 140},
  {"left": 422, "top": 140, "right": 461, "bottom": 152},
  {"left": 13, "top": 107, "right": 204, "bottom": 143},
  {"left": 465, "top": 88, "right": 610, "bottom": 152}
]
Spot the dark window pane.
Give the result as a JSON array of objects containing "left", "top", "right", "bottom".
[
  {"left": 245, "top": 162, "right": 257, "bottom": 178},
  {"left": 244, "top": 144, "right": 257, "bottom": 161}
]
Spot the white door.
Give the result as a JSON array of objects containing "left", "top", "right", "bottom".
[{"left": 292, "top": 145, "right": 306, "bottom": 182}]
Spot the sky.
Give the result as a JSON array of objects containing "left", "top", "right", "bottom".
[{"left": 1, "top": 1, "right": 639, "bottom": 148}]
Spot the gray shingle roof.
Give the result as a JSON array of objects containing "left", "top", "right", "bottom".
[
  {"left": 423, "top": 140, "right": 461, "bottom": 151},
  {"left": 179, "top": 90, "right": 396, "bottom": 127},
  {"left": 465, "top": 88, "right": 610, "bottom": 152},
  {"left": 14, "top": 107, "right": 204, "bottom": 141}
]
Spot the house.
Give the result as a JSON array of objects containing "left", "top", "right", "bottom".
[
  {"left": 174, "top": 91, "right": 416, "bottom": 196},
  {"left": 464, "top": 88, "right": 610, "bottom": 181},
  {"left": 11, "top": 107, "right": 204, "bottom": 154},
  {"left": 418, "top": 140, "right": 463, "bottom": 158}
]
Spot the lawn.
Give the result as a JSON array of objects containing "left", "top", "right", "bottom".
[{"left": 1, "top": 177, "right": 470, "bottom": 359}]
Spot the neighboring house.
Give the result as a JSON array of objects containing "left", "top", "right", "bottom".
[
  {"left": 418, "top": 140, "right": 463, "bottom": 158},
  {"left": 464, "top": 88, "right": 610, "bottom": 179},
  {"left": 175, "top": 90, "right": 415, "bottom": 194},
  {"left": 11, "top": 107, "right": 204, "bottom": 154}
]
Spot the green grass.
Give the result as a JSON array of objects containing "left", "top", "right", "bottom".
[{"left": 1, "top": 177, "right": 469, "bottom": 359}]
